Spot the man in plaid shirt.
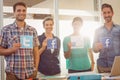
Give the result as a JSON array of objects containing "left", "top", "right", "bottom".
[{"left": 0, "top": 2, "right": 39, "bottom": 80}]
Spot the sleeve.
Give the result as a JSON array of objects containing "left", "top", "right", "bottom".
[
  {"left": 0, "top": 28, "right": 8, "bottom": 48},
  {"left": 33, "top": 28, "right": 40, "bottom": 47},
  {"left": 63, "top": 36, "right": 69, "bottom": 52}
]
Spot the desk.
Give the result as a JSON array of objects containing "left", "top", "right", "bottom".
[
  {"left": 36, "top": 72, "right": 120, "bottom": 80},
  {"left": 37, "top": 75, "right": 67, "bottom": 80},
  {"left": 101, "top": 73, "right": 120, "bottom": 80},
  {"left": 103, "top": 76, "right": 120, "bottom": 80}
]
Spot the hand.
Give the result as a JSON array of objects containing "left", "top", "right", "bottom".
[
  {"left": 95, "top": 43, "right": 103, "bottom": 52},
  {"left": 91, "top": 62, "right": 95, "bottom": 71},
  {"left": 32, "top": 70, "right": 37, "bottom": 79},
  {"left": 13, "top": 43, "right": 21, "bottom": 49},
  {"left": 12, "top": 43, "right": 21, "bottom": 51},
  {"left": 42, "top": 38, "right": 47, "bottom": 49},
  {"left": 68, "top": 42, "right": 72, "bottom": 51},
  {"left": 64, "top": 42, "right": 72, "bottom": 59}
]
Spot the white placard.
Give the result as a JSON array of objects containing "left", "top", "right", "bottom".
[{"left": 71, "top": 36, "right": 84, "bottom": 49}]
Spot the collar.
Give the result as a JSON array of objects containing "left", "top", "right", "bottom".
[
  {"left": 103, "top": 23, "right": 116, "bottom": 30},
  {"left": 41, "top": 33, "right": 55, "bottom": 38},
  {"left": 103, "top": 23, "right": 116, "bottom": 27},
  {"left": 13, "top": 21, "right": 30, "bottom": 30}
]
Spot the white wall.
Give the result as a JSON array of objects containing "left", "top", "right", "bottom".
[{"left": 33, "top": 0, "right": 94, "bottom": 11}]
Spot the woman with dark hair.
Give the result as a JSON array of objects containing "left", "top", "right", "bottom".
[{"left": 37, "top": 17, "right": 60, "bottom": 76}]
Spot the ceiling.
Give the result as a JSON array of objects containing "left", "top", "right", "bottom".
[
  {"left": 3, "top": 0, "right": 98, "bottom": 20},
  {"left": 3, "top": 0, "right": 45, "bottom": 7},
  {"left": 3, "top": 0, "right": 51, "bottom": 19}
]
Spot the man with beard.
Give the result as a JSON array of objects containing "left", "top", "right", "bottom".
[
  {"left": 0, "top": 2, "right": 39, "bottom": 80},
  {"left": 93, "top": 3, "right": 120, "bottom": 73}
]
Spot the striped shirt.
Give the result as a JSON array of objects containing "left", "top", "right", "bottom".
[{"left": 0, "top": 22, "right": 39, "bottom": 79}]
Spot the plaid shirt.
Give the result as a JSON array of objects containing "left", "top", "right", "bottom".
[{"left": 0, "top": 22, "right": 39, "bottom": 79}]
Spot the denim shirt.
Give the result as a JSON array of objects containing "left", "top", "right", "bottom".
[{"left": 93, "top": 24, "right": 120, "bottom": 67}]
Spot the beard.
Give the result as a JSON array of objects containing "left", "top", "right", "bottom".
[
  {"left": 16, "top": 15, "right": 26, "bottom": 22},
  {"left": 16, "top": 18, "right": 25, "bottom": 22},
  {"left": 104, "top": 16, "right": 112, "bottom": 23},
  {"left": 17, "top": 19, "right": 24, "bottom": 21}
]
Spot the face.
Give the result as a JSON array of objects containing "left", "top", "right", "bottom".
[
  {"left": 72, "top": 21, "right": 82, "bottom": 33},
  {"left": 102, "top": 7, "right": 113, "bottom": 23},
  {"left": 14, "top": 5, "right": 26, "bottom": 21},
  {"left": 44, "top": 20, "right": 54, "bottom": 33}
]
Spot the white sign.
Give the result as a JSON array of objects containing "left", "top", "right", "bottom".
[
  {"left": 20, "top": 35, "right": 33, "bottom": 48},
  {"left": 71, "top": 36, "right": 84, "bottom": 49}
]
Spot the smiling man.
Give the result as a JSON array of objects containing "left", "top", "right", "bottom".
[
  {"left": 93, "top": 3, "right": 120, "bottom": 73},
  {"left": 0, "top": 2, "right": 39, "bottom": 80}
]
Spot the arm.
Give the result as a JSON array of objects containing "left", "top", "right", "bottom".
[
  {"left": 88, "top": 48, "right": 95, "bottom": 71},
  {"left": 93, "top": 43, "right": 103, "bottom": 53},
  {"left": 64, "top": 42, "right": 71, "bottom": 59},
  {"left": 33, "top": 46, "right": 39, "bottom": 71},
  {"left": 39, "top": 39, "right": 47, "bottom": 56},
  {"left": 0, "top": 43, "right": 20, "bottom": 56},
  {"left": 92, "top": 29, "right": 103, "bottom": 53}
]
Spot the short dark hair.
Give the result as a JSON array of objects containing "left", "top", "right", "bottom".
[
  {"left": 43, "top": 16, "right": 54, "bottom": 26},
  {"left": 13, "top": 2, "right": 26, "bottom": 12},
  {"left": 101, "top": 3, "right": 113, "bottom": 12},
  {"left": 72, "top": 17, "right": 83, "bottom": 24}
]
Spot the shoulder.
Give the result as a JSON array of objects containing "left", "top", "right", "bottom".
[
  {"left": 53, "top": 35, "right": 60, "bottom": 44},
  {"left": 96, "top": 26, "right": 104, "bottom": 31},
  {"left": 94, "top": 26, "right": 105, "bottom": 35},
  {"left": 54, "top": 36, "right": 60, "bottom": 40},
  {"left": 38, "top": 33, "right": 45, "bottom": 40},
  {"left": 26, "top": 25, "right": 37, "bottom": 31},
  {"left": 63, "top": 36, "right": 71, "bottom": 43},
  {"left": 114, "top": 24, "right": 120, "bottom": 26},
  {"left": 114, "top": 24, "right": 120, "bottom": 28},
  {"left": 64, "top": 36, "right": 70, "bottom": 40},
  {"left": 1, "top": 24, "right": 15, "bottom": 33},
  {"left": 1, "top": 23, "right": 14, "bottom": 32}
]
